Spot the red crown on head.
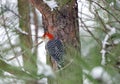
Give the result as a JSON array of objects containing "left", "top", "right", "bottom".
[{"left": 42, "top": 32, "right": 54, "bottom": 40}]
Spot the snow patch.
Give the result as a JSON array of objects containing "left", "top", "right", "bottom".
[
  {"left": 43, "top": 0, "right": 58, "bottom": 11},
  {"left": 91, "top": 66, "right": 112, "bottom": 84}
]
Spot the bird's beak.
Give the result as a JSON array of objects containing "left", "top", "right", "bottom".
[
  {"left": 41, "top": 36, "right": 46, "bottom": 41},
  {"left": 34, "top": 36, "right": 45, "bottom": 46},
  {"left": 39, "top": 36, "right": 45, "bottom": 40}
]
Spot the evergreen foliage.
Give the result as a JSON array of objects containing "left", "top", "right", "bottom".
[{"left": 0, "top": 0, "right": 120, "bottom": 84}]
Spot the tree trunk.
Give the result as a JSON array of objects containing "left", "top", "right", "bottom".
[
  {"left": 29, "top": 0, "right": 82, "bottom": 84},
  {"left": 18, "top": 0, "right": 37, "bottom": 84}
]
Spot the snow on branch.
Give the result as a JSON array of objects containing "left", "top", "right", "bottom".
[
  {"left": 15, "top": 27, "right": 28, "bottom": 35},
  {"left": 100, "top": 25, "right": 116, "bottom": 65},
  {"left": 43, "top": 0, "right": 58, "bottom": 11}
]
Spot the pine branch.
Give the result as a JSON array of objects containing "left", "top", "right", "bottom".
[{"left": 0, "top": 59, "right": 44, "bottom": 79}]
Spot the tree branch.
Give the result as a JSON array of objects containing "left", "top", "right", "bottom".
[
  {"left": 0, "top": 59, "right": 44, "bottom": 79},
  {"left": 29, "top": 0, "right": 52, "bottom": 24},
  {"left": 29, "top": 0, "right": 56, "bottom": 34}
]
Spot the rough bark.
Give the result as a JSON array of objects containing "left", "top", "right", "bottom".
[
  {"left": 29, "top": 0, "right": 80, "bottom": 48},
  {"left": 29, "top": 0, "right": 82, "bottom": 83}
]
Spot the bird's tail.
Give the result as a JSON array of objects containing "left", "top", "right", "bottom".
[{"left": 57, "top": 61, "right": 64, "bottom": 69}]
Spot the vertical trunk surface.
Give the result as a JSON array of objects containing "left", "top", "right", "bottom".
[
  {"left": 18, "top": 0, "right": 37, "bottom": 84},
  {"left": 29, "top": 0, "right": 82, "bottom": 84}
]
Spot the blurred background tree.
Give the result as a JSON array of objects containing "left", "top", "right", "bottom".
[{"left": 80, "top": 0, "right": 120, "bottom": 84}]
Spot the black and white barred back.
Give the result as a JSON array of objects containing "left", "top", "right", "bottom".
[{"left": 46, "top": 38, "right": 64, "bottom": 68}]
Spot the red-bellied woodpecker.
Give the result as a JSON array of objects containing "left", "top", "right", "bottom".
[{"left": 42, "top": 32, "right": 64, "bottom": 69}]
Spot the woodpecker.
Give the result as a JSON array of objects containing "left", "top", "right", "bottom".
[{"left": 42, "top": 32, "right": 64, "bottom": 69}]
